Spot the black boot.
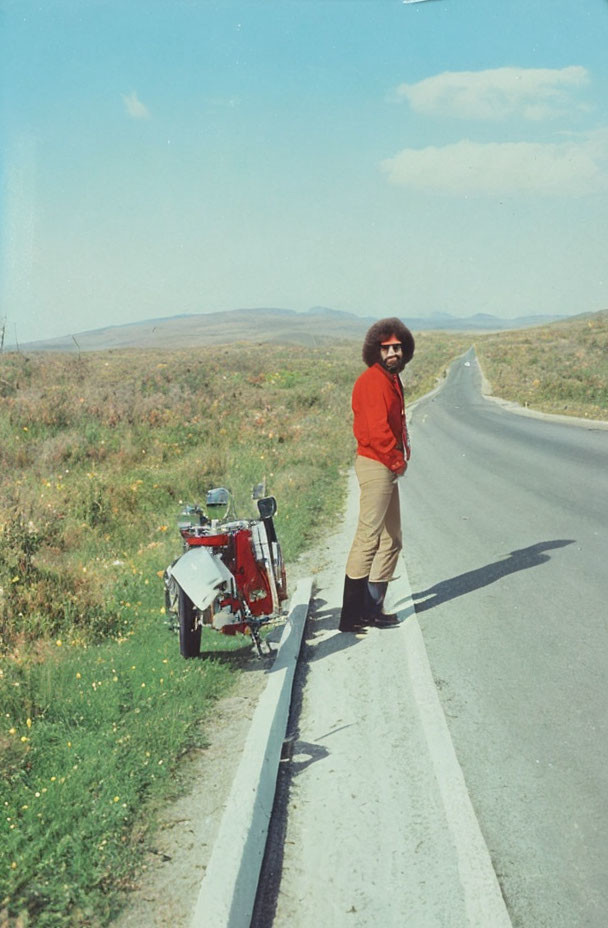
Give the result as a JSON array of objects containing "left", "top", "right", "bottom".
[
  {"left": 339, "top": 576, "right": 368, "bottom": 632},
  {"left": 367, "top": 580, "right": 399, "bottom": 627}
]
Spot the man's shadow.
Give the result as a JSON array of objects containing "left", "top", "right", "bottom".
[
  {"left": 410, "top": 539, "right": 575, "bottom": 613},
  {"left": 305, "top": 604, "right": 368, "bottom": 660}
]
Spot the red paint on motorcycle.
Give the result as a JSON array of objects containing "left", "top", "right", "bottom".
[
  {"left": 182, "top": 533, "right": 230, "bottom": 547},
  {"left": 233, "top": 528, "right": 273, "bottom": 616}
]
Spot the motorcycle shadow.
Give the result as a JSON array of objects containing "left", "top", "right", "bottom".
[{"left": 196, "top": 632, "right": 276, "bottom": 670}]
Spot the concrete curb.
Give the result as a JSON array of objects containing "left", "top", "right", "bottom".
[{"left": 190, "top": 577, "right": 313, "bottom": 928}]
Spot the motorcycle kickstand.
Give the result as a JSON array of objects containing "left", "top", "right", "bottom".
[
  {"left": 251, "top": 626, "right": 264, "bottom": 658},
  {"left": 248, "top": 620, "right": 272, "bottom": 659}
]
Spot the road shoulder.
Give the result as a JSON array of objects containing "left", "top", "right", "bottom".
[
  {"left": 475, "top": 355, "right": 608, "bottom": 430},
  {"left": 263, "top": 471, "right": 513, "bottom": 928}
]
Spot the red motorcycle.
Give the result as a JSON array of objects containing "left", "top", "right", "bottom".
[{"left": 164, "top": 487, "right": 287, "bottom": 658}]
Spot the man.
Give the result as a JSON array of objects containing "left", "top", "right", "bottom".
[{"left": 339, "top": 317, "right": 415, "bottom": 632}]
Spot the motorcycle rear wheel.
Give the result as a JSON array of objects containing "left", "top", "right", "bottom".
[{"left": 178, "top": 587, "right": 202, "bottom": 658}]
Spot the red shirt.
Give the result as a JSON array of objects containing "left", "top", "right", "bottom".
[{"left": 352, "top": 362, "right": 410, "bottom": 473}]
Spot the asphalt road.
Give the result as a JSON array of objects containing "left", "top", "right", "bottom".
[{"left": 402, "top": 350, "right": 608, "bottom": 928}]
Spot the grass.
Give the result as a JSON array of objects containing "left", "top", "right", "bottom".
[
  {"left": 0, "top": 334, "right": 468, "bottom": 926},
  {"left": 475, "top": 309, "right": 608, "bottom": 420},
  {"left": 1, "top": 622, "right": 236, "bottom": 927}
]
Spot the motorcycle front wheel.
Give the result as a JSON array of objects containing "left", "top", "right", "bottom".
[{"left": 178, "top": 586, "right": 202, "bottom": 659}]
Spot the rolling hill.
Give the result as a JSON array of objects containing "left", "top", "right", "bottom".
[{"left": 11, "top": 306, "right": 572, "bottom": 353}]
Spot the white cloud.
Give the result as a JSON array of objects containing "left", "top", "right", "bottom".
[
  {"left": 122, "top": 91, "right": 151, "bottom": 120},
  {"left": 395, "top": 67, "right": 590, "bottom": 120},
  {"left": 380, "top": 133, "right": 608, "bottom": 196}
]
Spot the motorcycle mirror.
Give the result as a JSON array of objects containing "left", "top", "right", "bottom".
[
  {"left": 206, "top": 487, "right": 230, "bottom": 508},
  {"left": 257, "top": 496, "right": 277, "bottom": 519},
  {"left": 252, "top": 482, "right": 266, "bottom": 500}
]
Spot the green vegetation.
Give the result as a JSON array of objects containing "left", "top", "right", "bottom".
[
  {"left": 0, "top": 334, "right": 467, "bottom": 926},
  {"left": 0, "top": 621, "right": 234, "bottom": 927},
  {"left": 475, "top": 310, "right": 608, "bottom": 420}
]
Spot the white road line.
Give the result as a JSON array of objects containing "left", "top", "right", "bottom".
[{"left": 394, "top": 555, "right": 514, "bottom": 928}]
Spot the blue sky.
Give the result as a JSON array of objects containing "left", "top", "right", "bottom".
[{"left": 2, "top": 0, "right": 608, "bottom": 344}]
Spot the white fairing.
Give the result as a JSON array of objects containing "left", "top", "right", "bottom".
[
  {"left": 169, "top": 547, "right": 235, "bottom": 612},
  {"left": 250, "top": 521, "right": 269, "bottom": 563},
  {"left": 250, "top": 521, "right": 280, "bottom": 613}
]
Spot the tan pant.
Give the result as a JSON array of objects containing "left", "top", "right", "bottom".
[{"left": 345, "top": 455, "right": 402, "bottom": 582}]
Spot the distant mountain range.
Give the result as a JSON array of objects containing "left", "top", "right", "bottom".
[{"left": 11, "top": 306, "right": 572, "bottom": 352}]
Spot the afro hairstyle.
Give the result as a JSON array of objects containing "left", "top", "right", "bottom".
[{"left": 362, "top": 317, "right": 415, "bottom": 370}]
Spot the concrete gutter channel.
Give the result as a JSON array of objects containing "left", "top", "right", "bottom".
[
  {"left": 189, "top": 557, "right": 513, "bottom": 928},
  {"left": 190, "top": 578, "right": 313, "bottom": 928},
  {"left": 189, "top": 566, "right": 512, "bottom": 924}
]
